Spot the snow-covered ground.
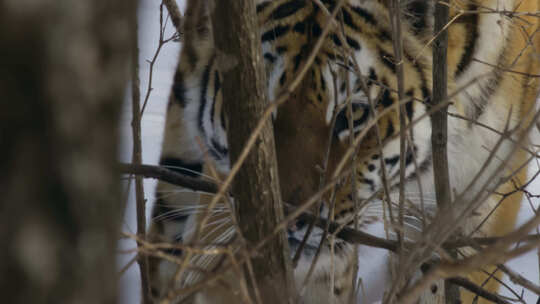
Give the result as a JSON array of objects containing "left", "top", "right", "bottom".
[{"left": 119, "top": 1, "right": 540, "bottom": 303}]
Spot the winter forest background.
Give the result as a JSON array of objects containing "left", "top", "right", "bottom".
[{"left": 118, "top": 1, "right": 540, "bottom": 303}]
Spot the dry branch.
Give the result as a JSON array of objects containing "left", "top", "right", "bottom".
[{"left": 119, "top": 163, "right": 217, "bottom": 193}]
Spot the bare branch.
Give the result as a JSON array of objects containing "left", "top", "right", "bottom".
[{"left": 162, "top": 0, "right": 182, "bottom": 35}]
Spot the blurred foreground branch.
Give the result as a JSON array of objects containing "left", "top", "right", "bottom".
[{"left": 0, "top": 1, "right": 132, "bottom": 303}]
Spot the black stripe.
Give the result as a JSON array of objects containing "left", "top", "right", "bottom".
[
  {"left": 473, "top": 71, "right": 502, "bottom": 121},
  {"left": 294, "top": 42, "right": 311, "bottom": 72},
  {"left": 211, "top": 138, "right": 228, "bottom": 157},
  {"left": 311, "top": 19, "right": 322, "bottom": 37},
  {"left": 405, "top": 89, "right": 415, "bottom": 121},
  {"left": 293, "top": 52, "right": 303, "bottom": 72},
  {"left": 264, "top": 52, "right": 276, "bottom": 63},
  {"left": 334, "top": 111, "right": 349, "bottom": 137},
  {"left": 384, "top": 119, "right": 395, "bottom": 139},
  {"left": 405, "top": 147, "right": 415, "bottom": 166},
  {"left": 341, "top": 8, "right": 359, "bottom": 31},
  {"left": 256, "top": 1, "right": 272, "bottom": 13},
  {"left": 211, "top": 71, "right": 220, "bottom": 127},
  {"left": 354, "top": 104, "right": 370, "bottom": 126},
  {"left": 197, "top": 62, "right": 212, "bottom": 138},
  {"left": 360, "top": 177, "right": 375, "bottom": 192},
  {"left": 325, "top": 51, "right": 345, "bottom": 63},
  {"left": 162, "top": 247, "right": 183, "bottom": 257},
  {"left": 172, "top": 71, "right": 186, "bottom": 107},
  {"left": 380, "top": 86, "right": 393, "bottom": 107},
  {"left": 293, "top": 21, "right": 306, "bottom": 34},
  {"left": 403, "top": 150, "right": 432, "bottom": 185},
  {"left": 402, "top": 47, "right": 431, "bottom": 101},
  {"left": 333, "top": 104, "right": 370, "bottom": 137},
  {"left": 152, "top": 197, "right": 190, "bottom": 223},
  {"left": 276, "top": 46, "right": 288, "bottom": 54},
  {"left": 405, "top": 1, "right": 430, "bottom": 35},
  {"left": 220, "top": 108, "right": 226, "bottom": 131},
  {"left": 378, "top": 48, "right": 396, "bottom": 72},
  {"left": 384, "top": 155, "right": 399, "bottom": 167},
  {"left": 331, "top": 34, "right": 342, "bottom": 46},
  {"left": 455, "top": 5, "right": 479, "bottom": 77},
  {"left": 261, "top": 25, "right": 291, "bottom": 42},
  {"left": 350, "top": 6, "right": 377, "bottom": 25},
  {"left": 159, "top": 157, "right": 203, "bottom": 178},
  {"left": 367, "top": 67, "right": 378, "bottom": 85},
  {"left": 279, "top": 72, "right": 287, "bottom": 86},
  {"left": 377, "top": 30, "right": 392, "bottom": 42},
  {"left": 270, "top": 0, "right": 306, "bottom": 20},
  {"left": 346, "top": 36, "right": 361, "bottom": 50},
  {"left": 388, "top": 147, "right": 415, "bottom": 180}
]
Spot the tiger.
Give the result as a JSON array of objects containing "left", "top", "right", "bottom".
[{"left": 147, "top": 0, "right": 540, "bottom": 303}]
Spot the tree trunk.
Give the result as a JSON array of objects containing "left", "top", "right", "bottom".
[
  {"left": 211, "top": 0, "right": 296, "bottom": 303},
  {"left": 0, "top": 1, "right": 132, "bottom": 303}
]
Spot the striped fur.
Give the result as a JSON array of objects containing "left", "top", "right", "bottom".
[{"left": 148, "top": 1, "right": 540, "bottom": 303}]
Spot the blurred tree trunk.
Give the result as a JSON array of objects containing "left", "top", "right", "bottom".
[
  {"left": 211, "top": 0, "right": 297, "bottom": 303},
  {"left": 0, "top": 1, "right": 132, "bottom": 303}
]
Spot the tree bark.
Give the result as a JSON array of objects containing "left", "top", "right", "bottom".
[
  {"left": 211, "top": 1, "right": 296, "bottom": 302},
  {"left": 0, "top": 1, "right": 132, "bottom": 303}
]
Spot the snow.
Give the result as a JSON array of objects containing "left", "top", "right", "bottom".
[
  {"left": 119, "top": 1, "right": 540, "bottom": 303},
  {"left": 118, "top": 1, "right": 183, "bottom": 303}
]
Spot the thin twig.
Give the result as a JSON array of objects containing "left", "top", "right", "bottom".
[
  {"left": 498, "top": 264, "right": 540, "bottom": 296},
  {"left": 140, "top": 3, "right": 178, "bottom": 115},
  {"left": 130, "top": 16, "right": 151, "bottom": 304}
]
